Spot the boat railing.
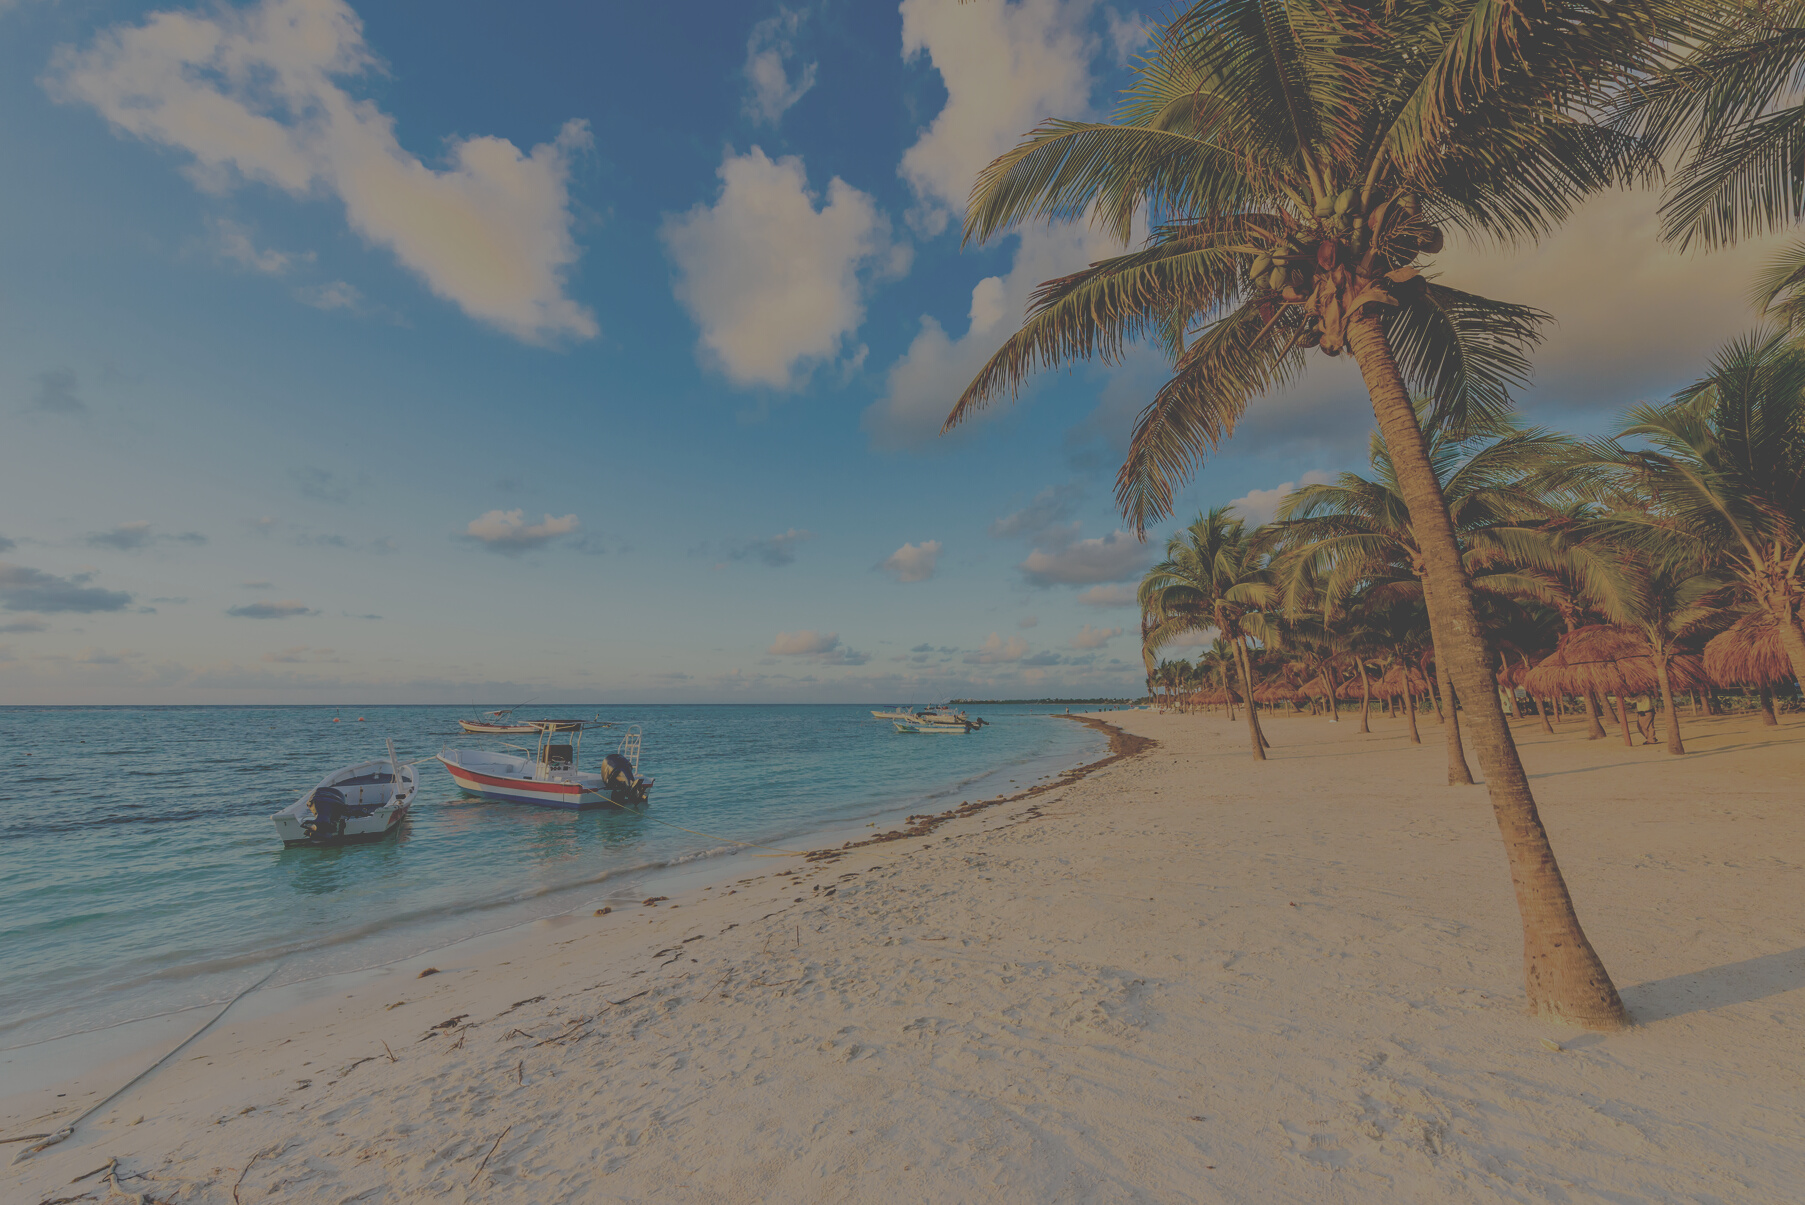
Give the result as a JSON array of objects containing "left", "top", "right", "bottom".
[{"left": 619, "top": 725, "right": 643, "bottom": 772}]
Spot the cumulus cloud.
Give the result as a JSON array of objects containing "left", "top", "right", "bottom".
[
  {"left": 864, "top": 224, "right": 1122, "bottom": 449},
  {"left": 226, "top": 599, "right": 317, "bottom": 618},
  {"left": 878, "top": 540, "right": 941, "bottom": 582},
  {"left": 31, "top": 368, "right": 86, "bottom": 414},
  {"left": 1105, "top": 8, "right": 1150, "bottom": 65},
  {"left": 897, "top": 0, "right": 1097, "bottom": 233},
  {"left": 662, "top": 147, "right": 903, "bottom": 389},
  {"left": 963, "top": 632, "right": 1030, "bottom": 664},
  {"left": 0, "top": 563, "right": 132, "bottom": 612},
  {"left": 1069, "top": 623, "right": 1121, "bottom": 649},
  {"left": 1019, "top": 529, "right": 1150, "bottom": 586},
  {"left": 86, "top": 521, "right": 208, "bottom": 551},
  {"left": 460, "top": 509, "right": 579, "bottom": 554},
  {"left": 726, "top": 528, "right": 814, "bottom": 567},
  {"left": 210, "top": 216, "right": 308, "bottom": 274},
  {"left": 1077, "top": 583, "right": 1137, "bottom": 607},
  {"left": 743, "top": 8, "right": 816, "bottom": 125},
  {"left": 48, "top": 0, "right": 597, "bottom": 343},
  {"left": 1228, "top": 470, "right": 1334, "bottom": 526},
  {"left": 767, "top": 629, "right": 870, "bottom": 665}
]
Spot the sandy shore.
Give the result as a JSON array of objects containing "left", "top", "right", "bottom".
[{"left": 5, "top": 708, "right": 1802, "bottom": 1203}]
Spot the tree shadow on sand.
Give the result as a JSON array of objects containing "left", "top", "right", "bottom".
[{"left": 1621, "top": 947, "right": 1805, "bottom": 1023}]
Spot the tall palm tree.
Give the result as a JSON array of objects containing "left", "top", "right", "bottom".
[
  {"left": 1572, "top": 331, "right": 1805, "bottom": 685},
  {"left": 944, "top": 0, "right": 1662, "bottom": 1027},
  {"left": 1140, "top": 508, "right": 1274, "bottom": 759}
]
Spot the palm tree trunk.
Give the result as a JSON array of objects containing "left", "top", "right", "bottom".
[
  {"left": 1759, "top": 686, "right": 1778, "bottom": 726},
  {"left": 1614, "top": 694, "right": 1634, "bottom": 746},
  {"left": 1652, "top": 656, "right": 1686, "bottom": 755},
  {"left": 1422, "top": 586, "right": 1474, "bottom": 784},
  {"left": 1539, "top": 697, "right": 1556, "bottom": 734},
  {"left": 1357, "top": 658, "right": 1372, "bottom": 732},
  {"left": 1232, "top": 635, "right": 1265, "bottom": 761},
  {"left": 1348, "top": 312, "right": 1624, "bottom": 1030},
  {"left": 1395, "top": 651, "right": 1422, "bottom": 745},
  {"left": 1582, "top": 689, "right": 1608, "bottom": 740}
]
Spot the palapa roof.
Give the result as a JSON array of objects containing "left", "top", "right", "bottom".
[
  {"left": 1377, "top": 664, "right": 1430, "bottom": 695},
  {"left": 1704, "top": 612, "right": 1795, "bottom": 687},
  {"left": 1522, "top": 625, "right": 1706, "bottom": 696}
]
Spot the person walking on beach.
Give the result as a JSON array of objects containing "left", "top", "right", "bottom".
[{"left": 1634, "top": 694, "right": 1656, "bottom": 745}]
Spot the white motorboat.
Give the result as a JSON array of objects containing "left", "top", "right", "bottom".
[
  {"left": 438, "top": 723, "right": 653, "bottom": 810},
  {"left": 884, "top": 705, "right": 985, "bottom": 733},
  {"left": 273, "top": 740, "right": 418, "bottom": 846}
]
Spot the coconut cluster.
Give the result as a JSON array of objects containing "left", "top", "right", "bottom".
[{"left": 1245, "top": 189, "right": 1445, "bottom": 303}]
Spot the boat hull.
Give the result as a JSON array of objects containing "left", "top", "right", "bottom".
[
  {"left": 442, "top": 761, "right": 611, "bottom": 808},
  {"left": 458, "top": 720, "right": 540, "bottom": 734},
  {"left": 893, "top": 721, "right": 972, "bottom": 733}
]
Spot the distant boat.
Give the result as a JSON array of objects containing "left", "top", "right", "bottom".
[
  {"left": 879, "top": 705, "right": 985, "bottom": 734},
  {"left": 272, "top": 739, "right": 418, "bottom": 846},
  {"left": 438, "top": 723, "right": 653, "bottom": 809},
  {"left": 458, "top": 700, "right": 541, "bottom": 733}
]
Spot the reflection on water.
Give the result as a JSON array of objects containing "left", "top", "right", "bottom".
[{"left": 0, "top": 703, "right": 1105, "bottom": 1047}]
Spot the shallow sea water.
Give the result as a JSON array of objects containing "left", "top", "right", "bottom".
[{"left": 0, "top": 704, "right": 1106, "bottom": 1051}]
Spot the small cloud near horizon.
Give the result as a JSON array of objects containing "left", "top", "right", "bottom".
[
  {"left": 226, "top": 599, "right": 317, "bottom": 619},
  {"left": 1077, "top": 584, "right": 1138, "bottom": 607},
  {"left": 0, "top": 562, "right": 132, "bottom": 613},
  {"left": 767, "top": 629, "right": 869, "bottom": 665}
]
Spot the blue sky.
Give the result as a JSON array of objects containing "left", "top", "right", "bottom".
[{"left": 0, "top": 0, "right": 1787, "bottom": 704}]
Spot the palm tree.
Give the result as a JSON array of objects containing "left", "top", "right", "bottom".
[
  {"left": 1572, "top": 331, "right": 1805, "bottom": 686},
  {"left": 1270, "top": 409, "right": 1567, "bottom": 783},
  {"left": 1586, "top": 548, "right": 1728, "bottom": 754},
  {"left": 943, "top": 0, "right": 1659, "bottom": 1027},
  {"left": 1613, "top": 3, "right": 1805, "bottom": 322},
  {"left": 1140, "top": 508, "right": 1274, "bottom": 759}
]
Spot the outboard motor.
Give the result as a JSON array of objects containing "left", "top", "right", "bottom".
[
  {"left": 601, "top": 753, "right": 648, "bottom": 804},
  {"left": 302, "top": 786, "right": 349, "bottom": 839}
]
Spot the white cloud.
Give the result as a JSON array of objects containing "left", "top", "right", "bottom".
[
  {"left": 743, "top": 8, "right": 816, "bottom": 126},
  {"left": 210, "top": 217, "right": 308, "bottom": 274},
  {"left": 1069, "top": 623, "right": 1121, "bottom": 649},
  {"left": 1104, "top": 9, "right": 1150, "bottom": 66},
  {"left": 767, "top": 629, "right": 870, "bottom": 665},
  {"left": 964, "top": 632, "right": 1030, "bottom": 664},
  {"left": 48, "top": 0, "right": 596, "bottom": 343},
  {"left": 1229, "top": 470, "right": 1334, "bottom": 526},
  {"left": 662, "top": 147, "right": 903, "bottom": 389},
  {"left": 1077, "top": 583, "right": 1137, "bottom": 607},
  {"left": 879, "top": 540, "right": 941, "bottom": 582},
  {"left": 1019, "top": 529, "right": 1150, "bottom": 586},
  {"left": 864, "top": 223, "right": 1121, "bottom": 449},
  {"left": 897, "top": 0, "right": 1097, "bottom": 233},
  {"left": 461, "top": 509, "right": 579, "bottom": 554}
]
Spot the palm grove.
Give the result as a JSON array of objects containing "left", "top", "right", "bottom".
[{"left": 942, "top": 1, "right": 1805, "bottom": 1030}]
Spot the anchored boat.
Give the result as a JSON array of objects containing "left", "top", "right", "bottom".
[
  {"left": 877, "top": 705, "right": 986, "bottom": 734},
  {"left": 438, "top": 723, "right": 652, "bottom": 809},
  {"left": 272, "top": 739, "right": 418, "bottom": 846}
]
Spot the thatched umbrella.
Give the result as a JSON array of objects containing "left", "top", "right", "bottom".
[
  {"left": 1528, "top": 626, "right": 1705, "bottom": 748},
  {"left": 1705, "top": 612, "right": 1793, "bottom": 726}
]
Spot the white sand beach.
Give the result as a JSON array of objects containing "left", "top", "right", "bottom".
[{"left": 5, "top": 709, "right": 1802, "bottom": 1204}]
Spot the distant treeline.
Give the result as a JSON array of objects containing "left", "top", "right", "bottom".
[{"left": 949, "top": 698, "right": 1136, "bottom": 705}]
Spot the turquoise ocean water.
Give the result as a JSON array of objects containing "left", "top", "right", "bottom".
[{"left": 0, "top": 704, "right": 1106, "bottom": 1055}]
